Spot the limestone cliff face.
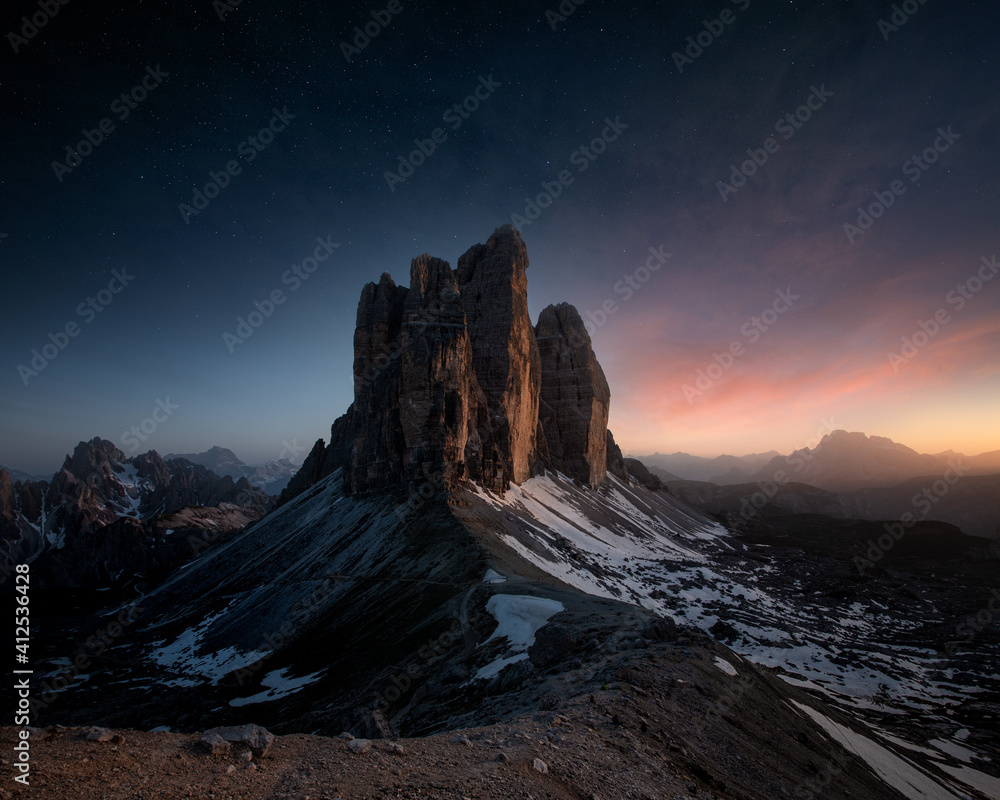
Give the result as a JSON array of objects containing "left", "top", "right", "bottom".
[
  {"left": 280, "top": 226, "right": 626, "bottom": 504},
  {"left": 391, "top": 254, "right": 489, "bottom": 492},
  {"left": 606, "top": 430, "right": 630, "bottom": 484},
  {"left": 535, "top": 303, "right": 610, "bottom": 486},
  {"left": 456, "top": 227, "right": 542, "bottom": 486},
  {"left": 349, "top": 272, "right": 409, "bottom": 492}
]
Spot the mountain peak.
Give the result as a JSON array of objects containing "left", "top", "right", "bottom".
[
  {"left": 818, "top": 430, "right": 920, "bottom": 457},
  {"left": 748, "top": 429, "right": 949, "bottom": 491},
  {"left": 819, "top": 429, "right": 870, "bottom": 444},
  {"left": 283, "top": 227, "right": 615, "bottom": 502},
  {"left": 60, "top": 437, "right": 127, "bottom": 484},
  {"left": 205, "top": 445, "right": 239, "bottom": 457}
]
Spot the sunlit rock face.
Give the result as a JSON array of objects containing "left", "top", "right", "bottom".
[{"left": 282, "top": 225, "right": 619, "bottom": 501}]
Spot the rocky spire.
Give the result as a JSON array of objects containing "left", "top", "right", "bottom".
[
  {"left": 535, "top": 303, "right": 610, "bottom": 486},
  {"left": 350, "top": 253, "right": 493, "bottom": 492},
  {"left": 456, "top": 226, "right": 542, "bottom": 487},
  {"left": 281, "top": 226, "right": 623, "bottom": 503}
]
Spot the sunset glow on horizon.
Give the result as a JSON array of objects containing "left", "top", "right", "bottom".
[
  {"left": 3, "top": 1, "right": 998, "bottom": 474},
  {"left": 584, "top": 233, "right": 1000, "bottom": 460}
]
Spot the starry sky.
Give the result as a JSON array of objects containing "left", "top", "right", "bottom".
[{"left": 2, "top": 0, "right": 999, "bottom": 475}]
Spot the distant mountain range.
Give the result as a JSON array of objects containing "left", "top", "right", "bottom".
[
  {"left": 0, "top": 465, "right": 53, "bottom": 484},
  {"left": 659, "top": 431, "right": 1000, "bottom": 540},
  {"left": 0, "top": 438, "right": 273, "bottom": 587},
  {"left": 163, "top": 445, "right": 299, "bottom": 494},
  {"left": 1, "top": 446, "right": 300, "bottom": 496},
  {"left": 744, "top": 430, "right": 1000, "bottom": 492},
  {"left": 628, "top": 449, "right": 780, "bottom": 483},
  {"left": 634, "top": 430, "right": 1000, "bottom": 490}
]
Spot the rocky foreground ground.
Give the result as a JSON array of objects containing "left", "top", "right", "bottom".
[{"left": 2, "top": 635, "right": 906, "bottom": 800}]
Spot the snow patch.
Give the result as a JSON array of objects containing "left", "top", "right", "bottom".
[
  {"left": 152, "top": 602, "right": 269, "bottom": 684},
  {"left": 229, "top": 667, "right": 325, "bottom": 706},
  {"left": 927, "top": 738, "right": 976, "bottom": 764},
  {"left": 713, "top": 656, "right": 738, "bottom": 677},
  {"left": 482, "top": 594, "right": 565, "bottom": 652},
  {"left": 792, "top": 701, "right": 963, "bottom": 800},
  {"left": 468, "top": 471, "right": 998, "bottom": 765},
  {"left": 936, "top": 763, "right": 1000, "bottom": 798},
  {"left": 475, "top": 653, "right": 529, "bottom": 681},
  {"left": 474, "top": 594, "right": 564, "bottom": 680}
]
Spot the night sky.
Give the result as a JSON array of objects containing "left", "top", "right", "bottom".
[{"left": 2, "top": 0, "right": 998, "bottom": 475}]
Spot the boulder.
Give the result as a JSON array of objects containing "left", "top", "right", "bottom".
[
  {"left": 202, "top": 723, "right": 275, "bottom": 759},
  {"left": 529, "top": 622, "right": 581, "bottom": 667},
  {"left": 85, "top": 727, "right": 114, "bottom": 742},
  {"left": 198, "top": 732, "right": 231, "bottom": 755}
]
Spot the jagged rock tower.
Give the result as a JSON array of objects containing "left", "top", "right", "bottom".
[
  {"left": 282, "top": 225, "right": 627, "bottom": 502},
  {"left": 535, "top": 303, "right": 611, "bottom": 487}
]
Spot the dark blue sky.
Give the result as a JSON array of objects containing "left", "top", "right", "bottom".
[{"left": 2, "top": 0, "right": 999, "bottom": 474}]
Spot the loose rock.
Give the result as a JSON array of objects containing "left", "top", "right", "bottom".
[
  {"left": 198, "top": 733, "right": 231, "bottom": 756},
  {"left": 202, "top": 724, "right": 275, "bottom": 759}
]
